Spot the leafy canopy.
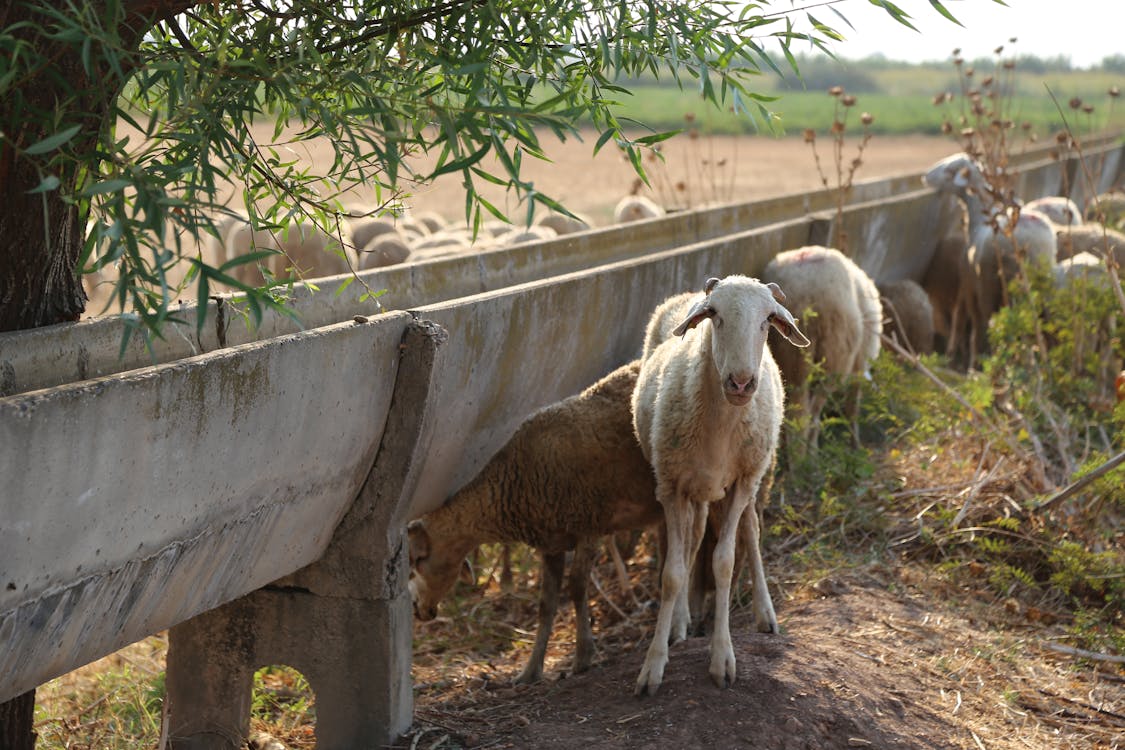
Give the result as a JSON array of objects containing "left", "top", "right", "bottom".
[{"left": 0, "top": 0, "right": 955, "bottom": 335}]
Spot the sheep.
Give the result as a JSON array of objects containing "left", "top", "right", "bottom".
[
  {"left": 535, "top": 211, "right": 592, "bottom": 236},
  {"left": 631, "top": 275, "right": 810, "bottom": 696},
  {"left": 347, "top": 215, "right": 400, "bottom": 251},
  {"left": 358, "top": 232, "right": 411, "bottom": 270},
  {"left": 1026, "top": 196, "right": 1082, "bottom": 226},
  {"left": 407, "top": 360, "right": 663, "bottom": 684},
  {"left": 613, "top": 194, "right": 665, "bottom": 224},
  {"left": 224, "top": 216, "right": 355, "bottom": 287},
  {"left": 760, "top": 246, "right": 882, "bottom": 449},
  {"left": 410, "top": 210, "right": 448, "bottom": 234},
  {"left": 1054, "top": 223, "right": 1125, "bottom": 265},
  {"left": 919, "top": 193, "right": 977, "bottom": 366},
  {"left": 877, "top": 278, "right": 935, "bottom": 356},
  {"left": 1085, "top": 190, "right": 1125, "bottom": 228},
  {"left": 923, "top": 153, "right": 1058, "bottom": 358},
  {"left": 498, "top": 225, "right": 558, "bottom": 246}
]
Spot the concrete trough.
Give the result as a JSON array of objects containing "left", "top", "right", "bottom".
[{"left": 0, "top": 311, "right": 413, "bottom": 701}]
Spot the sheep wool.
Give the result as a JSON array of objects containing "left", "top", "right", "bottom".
[
  {"left": 760, "top": 245, "right": 882, "bottom": 446},
  {"left": 407, "top": 360, "right": 661, "bottom": 684},
  {"left": 632, "top": 275, "right": 809, "bottom": 696}
]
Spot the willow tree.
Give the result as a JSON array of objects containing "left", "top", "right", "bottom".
[{"left": 0, "top": 0, "right": 963, "bottom": 741}]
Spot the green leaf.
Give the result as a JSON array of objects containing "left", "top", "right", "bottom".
[
  {"left": 23, "top": 125, "right": 82, "bottom": 156},
  {"left": 28, "top": 175, "right": 61, "bottom": 194}
]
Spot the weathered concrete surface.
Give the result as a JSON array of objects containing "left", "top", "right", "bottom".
[
  {"left": 163, "top": 321, "right": 445, "bottom": 750},
  {"left": 0, "top": 311, "right": 412, "bottom": 702}
]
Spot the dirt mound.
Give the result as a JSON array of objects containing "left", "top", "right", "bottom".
[{"left": 407, "top": 577, "right": 1086, "bottom": 750}]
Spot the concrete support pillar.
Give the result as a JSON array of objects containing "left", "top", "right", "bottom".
[{"left": 165, "top": 320, "right": 447, "bottom": 750}]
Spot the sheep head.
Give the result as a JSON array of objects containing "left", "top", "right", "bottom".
[
  {"left": 924, "top": 153, "right": 986, "bottom": 196},
  {"left": 671, "top": 275, "right": 810, "bottom": 406},
  {"left": 407, "top": 520, "right": 474, "bottom": 621}
]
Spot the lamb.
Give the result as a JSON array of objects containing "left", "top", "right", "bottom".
[
  {"left": 347, "top": 215, "right": 400, "bottom": 251},
  {"left": 498, "top": 225, "right": 558, "bottom": 245},
  {"left": 760, "top": 246, "right": 882, "bottom": 449},
  {"left": 877, "top": 278, "right": 935, "bottom": 356},
  {"left": 631, "top": 275, "right": 809, "bottom": 696},
  {"left": 408, "top": 360, "right": 663, "bottom": 684},
  {"left": 613, "top": 194, "right": 665, "bottom": 224}
]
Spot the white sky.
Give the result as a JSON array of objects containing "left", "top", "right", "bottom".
[{"left": 783, "top": 0, "right": 1124, "bottom": 69}]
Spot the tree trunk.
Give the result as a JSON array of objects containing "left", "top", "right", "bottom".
[
  {"left": 0, "top": 0, "right": 196, "bottom": 333},
  {"left": 0, "top": 0, "right": 118, "bottom": 331},
  {"left": 0, "top": 692, "right": 36, "bottom": 750}
]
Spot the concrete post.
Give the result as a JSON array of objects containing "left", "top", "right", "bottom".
[{"left": 165, "top": 320, "right": 448, "bottom": 750}]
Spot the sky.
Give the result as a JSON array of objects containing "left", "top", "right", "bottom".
[{"left": 787, "top": 0, "right": 1124, "bottom": 69}]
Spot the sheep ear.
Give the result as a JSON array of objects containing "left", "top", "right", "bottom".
[
  {"left": 671, "top": 298, "right": 715, "bottom": 337},
  {"left": 770, "top": 306, "right": 811, "bottom": 348},
  {"left": 704, "top": 277, "right": 721, "bottom": 294},
  {"left": 459, "top": 558, "right": 475, "bottom": 586},
  {"left": 766, "top": 282, "right": 787, "bottom": 304},
  {"left": 407, "top": 521, "right": 430, "bottom": 565}
]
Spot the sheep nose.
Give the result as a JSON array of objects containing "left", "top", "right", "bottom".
[{"left": 727, "top": 373, "right": 757, "bottom": 394}]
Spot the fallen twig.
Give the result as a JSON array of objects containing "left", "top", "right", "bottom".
[
  {"left": 1033, "top": 450, "right": 1125, "bottom": 512},
  {"left": 1040, "top": 641, "right": 1125, "bottom": 664}
]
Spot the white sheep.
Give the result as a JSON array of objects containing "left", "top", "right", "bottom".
[
  {"left": 347, "top": 215, "right": 400, "bottom": 251},
  {"left": 613, "top": 194, "right": 664, "bottom": 224},
  {"left": 631, "top": 275, "right": 809, "bottom": 696},
  {"left": 535, "top": 211, "right": 592, "bottom": 236},
  {"left": 358, "top": 232, "right": 412, "bottom": 270},
  {"left": 408, "top": 360, "right": 662, "bottom": 684},
  {"left": 1026, "top": 196, "right": 1082, "bottom": 226},
  {"left": 498, "top": 225, "right": 558, "bottom": 245},
  {"left": 224, "top": 216, "right": 355, "bottom": 287},
  {"left": 760, "top": 246, "right": 882, "bottom": 449}
]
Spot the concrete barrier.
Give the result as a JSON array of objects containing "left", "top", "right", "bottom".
[{"left": 1, "top": 311, "right": 413, "bottom": 703}]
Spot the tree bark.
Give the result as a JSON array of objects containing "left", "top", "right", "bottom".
[
  {"left": 0, "top": 692, "right": 36, "bottom": 750},
  {"left": 0, "top": 0, "right": 197, "bottom": 333}
]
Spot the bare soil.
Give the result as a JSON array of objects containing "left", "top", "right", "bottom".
[{"left": 403, "top": 550, "right": 1123, "bottom": 750}]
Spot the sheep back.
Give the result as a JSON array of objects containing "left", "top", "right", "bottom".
[
  {"left": 760, "top": 246, "right": 881, "bottom": 388},
  {"left": 877, "top": 278, "right": 935, "bottom": 354},
  {"left": 432, "top": 360, "right": 660, "bottom": 554}
]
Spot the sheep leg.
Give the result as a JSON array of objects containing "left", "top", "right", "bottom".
[
  {"left": 568, "top": 537, "right": 597, "bottom": 674},
  {"left": 708, "top": 485, "right": 752, "bottom": 689},
  {"left": 745, "top": 480, "right": 778, "bottom": 635},
  {"left": 515, "top": 550, "right": 565, "bottom": 684},
  {"left": 675, "top": 503, "right": 708, "bottom": 642},
  {"left": 636, "top": 497, "right": 696, "bottom": 697}
]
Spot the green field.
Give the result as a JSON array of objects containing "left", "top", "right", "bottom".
[{"left": 605, "top": 62, "right": 1125, "bottom": 138}]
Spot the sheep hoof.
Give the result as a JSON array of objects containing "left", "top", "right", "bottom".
[
  {"left": 709, "top": 649, "right": 737, "bottom": 689},
  {"left": 513, "top": 668, "right": 542, "bottom": 685},
  {"left": 634, "top": 661, "right": 665, "bottom": 697}
]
